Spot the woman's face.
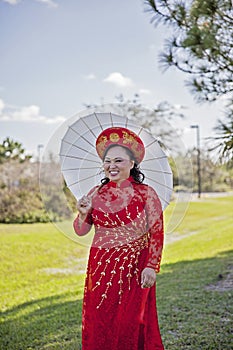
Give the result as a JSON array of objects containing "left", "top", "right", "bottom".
[{"left": 103, "top": 146, "right": 134, "bottom": 184}]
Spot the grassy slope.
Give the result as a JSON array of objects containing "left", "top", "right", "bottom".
[
  {"left": 159, "top": 198, "right": 233, "bottom": 349},
  {"left": 0, "top": 197, "right": 233, "bottom": 349}
]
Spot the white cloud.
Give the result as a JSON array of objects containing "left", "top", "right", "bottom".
[
  {"left": 12, "top": 105, "right": 40, "bottom": 121},
  {"left": 0, "top": 99, "right": 66, "bottom": 124},
  {"left": 139, "top": 88, "right": 151, "bottom": 95},
  {"left": 84, "top": 73, "right": 96, "bottom": 80},
  {"left": 174, "top": 104, "right": 182, "bottom": 110},
  {"left": 35, "top": 0, "right": 58, "bottom": 8},
  {"left": 2, "top": 0, "right": 58, "bottom": 7},
  {"left": 103, "top": 72, "right": 134, "bottom": 88},
  {"left": 2, "top": 0, "right": 20, "bottom": 4}
]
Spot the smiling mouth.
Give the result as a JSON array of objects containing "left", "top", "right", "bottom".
[{"left": 109, "top": 171, "right": 119, "bottom": 176}]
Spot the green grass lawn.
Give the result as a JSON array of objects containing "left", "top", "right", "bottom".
[{"left": 0, "top": 196, "right": 233, "bottom": 350}]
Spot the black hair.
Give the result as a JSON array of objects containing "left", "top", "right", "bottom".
[{"left": 100, "top": 144, "right": 145, "bottom": 186}]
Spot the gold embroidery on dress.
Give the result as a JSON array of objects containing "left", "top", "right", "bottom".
[
  {"left": 92, "top": 234, "right": 149, "bottom": 309},
  {"left": 86, "top": 184, "right": 161, "bottom": 309},
  {"left": 91, "top": 201, "right": 148, "bottom": 309}
]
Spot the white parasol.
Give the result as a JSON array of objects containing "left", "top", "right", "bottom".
[{"left": 59, "top": 112, "right": 173, "bottom": 210}]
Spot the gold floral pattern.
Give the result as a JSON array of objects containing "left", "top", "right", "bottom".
[
  {"left": 109, "top": 133, "right": 120, "bottom": 142},
  {"left": 96, "top": 135, "right": 108, "bottom": 157}
]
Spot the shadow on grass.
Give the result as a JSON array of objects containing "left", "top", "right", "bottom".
[
  {"left": 0, "top": 293, "right": 83, "bottom": 350},
  {"left": 157, "top": 250, "right": 233, "bottom": 350},
  {"left": 1, "top": 250, "right": 232, "bottom": 350}
]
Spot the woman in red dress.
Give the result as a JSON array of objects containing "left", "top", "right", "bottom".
[{"left": 73, "top": 127, "right": 164, "bottom": 350}]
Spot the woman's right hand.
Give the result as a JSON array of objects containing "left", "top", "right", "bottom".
[{"left": 77, "top": 195, "right": 92, "bottom": 216}]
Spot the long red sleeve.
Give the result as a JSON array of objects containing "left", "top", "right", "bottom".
[
  {"left": 73, "top": 211, "right": 93, "bottom": 236},
  {"left": 144, "top": 186, "right": 164, "bottom": 272}
]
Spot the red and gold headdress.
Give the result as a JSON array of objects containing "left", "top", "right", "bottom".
[{"left": 96, "top": 127, "right": 145, "bottom": 164}]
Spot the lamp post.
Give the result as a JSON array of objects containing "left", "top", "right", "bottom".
[
  {"left": 190, "top": 125, "right": 201, "bottom": 198},
  {"left": 37, "top": 144, "right": 44, "bottom": 177},
  {"left": 37, "top": 144, "right": 44, "bottom": 162}
]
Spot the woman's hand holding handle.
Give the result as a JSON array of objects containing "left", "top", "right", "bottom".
[{"left": 77, "top": 195, "right": 92, "bottom": 218}]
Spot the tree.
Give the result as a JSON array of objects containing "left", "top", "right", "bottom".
[
  {"left": 0, "top": 139, "right": 72, "bottom": 223},
  {"left": 84, "top": 93, "right": 186, "bottom": 152},
  {"left": 209, "top": 110, "right": 233, "bottom": 165},
  {"left": 145, "top": 0, "right": 233, "bottom": 102},
  {"left": 0, "top": 137, "right": 32, "bottom": 163},
  {"left": 145, "top": 0, "right": 233, "bottom": 163},
  {"left": 173, "top": 148, "right": 232, "bottom": 193}
]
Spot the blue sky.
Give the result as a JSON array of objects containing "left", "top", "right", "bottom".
[{"left": 0, "top": 0, "right": 225, "bottom": 157}]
